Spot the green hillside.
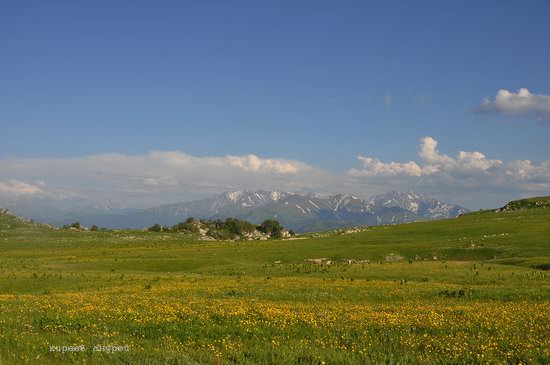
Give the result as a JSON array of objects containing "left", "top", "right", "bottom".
[
  {"left": 0, "top": 208, "right": 35, "bottom": 231},
  {"left": 495, "top": 195, "right": 550, "bottom": 212},
  {"left": 0, "top": 198, "right": 549, "bottom": 364},
  {"left": 2, "top": 203, "right": 549, "bottom": 271}
]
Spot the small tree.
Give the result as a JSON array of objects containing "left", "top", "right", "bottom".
[
  {"left": 258, "top": 219, "right": 283, "bottom": 238},
  {"left": 148, "top": 223, "right": 162, "bottom": 232},
  {"left": 224, "top": 218, "right": 256, "bottom": 236},
  {"left": 172, "top": 219, "right": 199, "bottom": 233},
  {"left": 90, "top": 225, "right": 99, "bottom": 231}
]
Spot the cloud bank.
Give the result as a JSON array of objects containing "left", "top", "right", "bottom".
[
  {"left": 0, "top": 139, "right": 548, "bottom": 210},
  {"left": 348, "top": 137, "right": 550, "bottom": 196},
  {"left": 0, "top": 152, "right": 335, "bottom": 207},
  {"left": 477, "top": 88, "right": 550, "bottom": 124},
  {"left": 0, "top": 179, "right": 45, "bottom": 196}
]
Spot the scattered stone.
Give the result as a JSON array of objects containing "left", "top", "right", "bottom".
[{"left": 385, "top": 253, "right": 405, "bottom": 262}]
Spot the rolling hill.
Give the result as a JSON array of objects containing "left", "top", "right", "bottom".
[{"left": 1, "top": 196, "right": 549, "bottom": 364}]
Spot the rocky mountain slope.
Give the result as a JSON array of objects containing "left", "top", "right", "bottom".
[{"left": 58, "top": 190, "right": 468, "bottom": 232}]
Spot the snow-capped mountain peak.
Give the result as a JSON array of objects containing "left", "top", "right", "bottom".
[
  {"left": 28, "top": 189, "right": 468, "bottom": 232},
  {"left": 137, "top": 190, "right": 467, "bottom": 231}
]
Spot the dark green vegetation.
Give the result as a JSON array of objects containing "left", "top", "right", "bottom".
[
  {"left": 0, "top": 199, "right": 549, "bottom": 364},
  {"left": 62, "top": 222, "right": 82, "bottom": 230},
  {"left": 145, "top": 217, "right": 290, "bottom": 240}
]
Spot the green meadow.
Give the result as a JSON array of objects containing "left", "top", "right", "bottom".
[{"left": 0, "top": 202, "right": 549, "bottom": 364}]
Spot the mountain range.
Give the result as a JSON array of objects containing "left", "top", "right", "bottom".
[{"left": 38, "top": 190, "right": 468, "bottom": 232}]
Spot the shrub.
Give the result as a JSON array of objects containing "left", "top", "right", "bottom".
[
  {"left": 63, "top": 222, "right": 81, "bottom": 230},
  {"left": 148, "top": 223, "right": 162, "bottom": 232},
  {"left": 257, "top": 219, "right": 283, "bottom": 238},
  {"left": 531, "top": 263, "right": 550, "bottom": 271},
  {"left": 171, "top": 221, "right": 199, "bottom": 233},
  {"left": 224, "top": 218, "right": 256, "bottom": 235}
]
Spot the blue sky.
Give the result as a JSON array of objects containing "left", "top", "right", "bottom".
[{"left": 1, "top": 1, "right": 549, "bottom": 209}]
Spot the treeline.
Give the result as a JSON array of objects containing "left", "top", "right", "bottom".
[
  {"left": 62, "top": 222, "right": 101, "bottom": 231},
  {"left": 60, "top": 217, "right": 294, "bottom": 240},
  {"left": 147, "top": 217, "right": 294, "bottom": 240}
]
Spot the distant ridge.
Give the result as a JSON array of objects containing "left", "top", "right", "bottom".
[{"left": 57, "top": 190, "right": 468, "bottom": 232}]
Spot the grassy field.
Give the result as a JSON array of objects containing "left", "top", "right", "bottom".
[{"left": 0, "top": 205, "right": 549, "bottom": 364}]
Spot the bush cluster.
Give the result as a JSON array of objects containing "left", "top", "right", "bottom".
[
  {"left": 62, "top": 222, "right": 81, "bottom": 230},
  {"left": 147, "top": 217, "right": 293, "bottom": 239}
]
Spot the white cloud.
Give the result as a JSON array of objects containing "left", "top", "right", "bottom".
[
  {"left": 477, "top": 88, "right": 550, "bottom": 124},
  {"left": 111, "top": 151, "right": 305, "bottom": 174},
  {"left": 415, "top": 137, "right": 503, "bottom": 176},
  {"left": 0, "top": 152, "right": 330, "bottom": 208},
  {"left": 384, "top": 94, "right": 392, "bottom": 108},
  {"left": 351, "top": 137, "right": 506, "bottom": 180},
  {"left": 0, "top": 179, "right": 45, "bottom": 196},
  {"left": 224, "top": 154, "right": 301, "bottom": 173},
  {"left": 351, "top": 157, "right": 422, "bottom": 177},
  {"left": 142, "top": 176, "right": 179, "bottom": 186},
  {"left": 0, "top": 142, "right": 548, "bottom": 210},
  {"left": 348, "top": 137, "right": 550, "bottom": 194},
  {"left": 503, "top": 160, "right": 550, "bottom": 183},
  {"left": 418, "top": 137, "right": 454, "bottom": 166}
]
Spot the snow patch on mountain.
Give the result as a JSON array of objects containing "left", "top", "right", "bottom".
[
  {"left": 52, "top": 189, "right": 468, "bottom": 232},
  {"left": 226, "top": 191, "right": 242, "bottom": 202},
  {"left": 271, "top": 191, "right": 282, "bottom": 201}
]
